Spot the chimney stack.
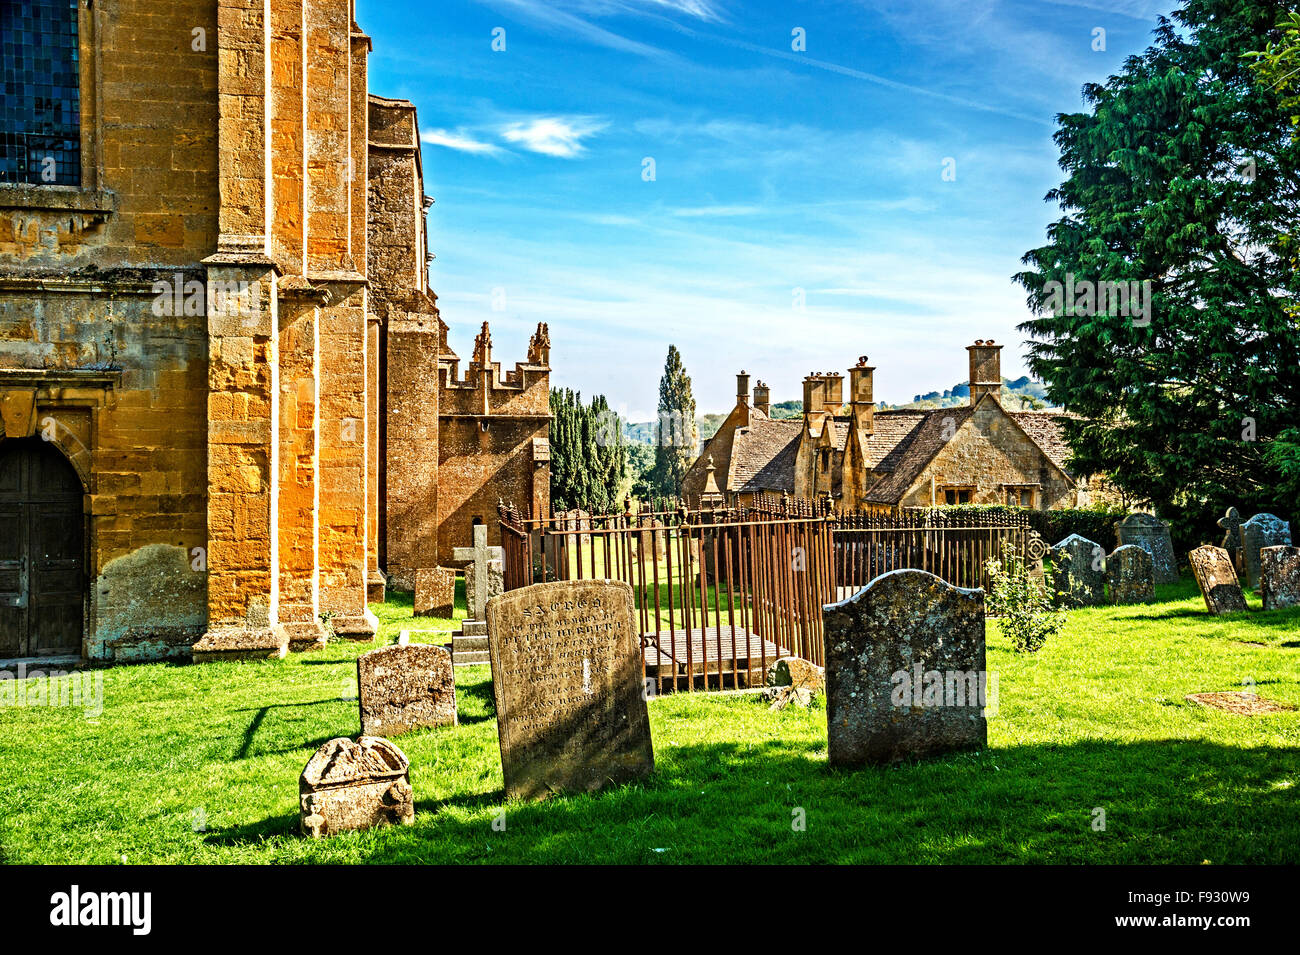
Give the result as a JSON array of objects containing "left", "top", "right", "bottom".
[
  {"left": 802, "top": 372, "right": 844, "bottom": 421},
  {"left": 736, "top": 370, "right": 751, "bottom": 428},
  {"left": 802, "top": 374, "right": 825, "bottom": 426},
  {"left": 753, "top": 380, "right": 770, "bottom": 416},
  {"left": 849, "top": 356, "right": 875, "bottom": 435},
  {"left": 966, "top": 339, "right": 1003, "bottom": 407}
]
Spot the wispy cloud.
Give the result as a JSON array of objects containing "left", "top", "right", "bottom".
[
  {"left": 420, "top": 127, "right": 502, "bottom": 155},
  {"left": 500, "top": 116, "right": 609, "bottom": 157},
  {"left": 669, "top": 204, "right": 761, "bottom": 217},
  {"left": 479, "top": 0, "right": 671, "bottom": 57}
]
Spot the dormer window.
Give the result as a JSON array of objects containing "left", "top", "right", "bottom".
[{"left": 1, "top": 1, "right": 82, "bottom": 185}]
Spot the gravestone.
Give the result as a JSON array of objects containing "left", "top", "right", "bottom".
[
  {"left": 1188, "top": 545, "right": 1248, "bottom": 615},
  {"left": 357, "top": 643, "right": 457, "bottom": 737},
  {"left": 299, "top": 736, "right": 415, "bottom": 838},
  {"left": 1260, "top": 545, "right": 1300, "bottom": 610},
  {"left": 1115, "top": 513, "right": 1178, "bottom": 584},
  {"left": 1106, "top": 544, "right": 1154, "bottom": 604},
  {"left": 485, "top": 579, "right": 654, "bottom": 800},
  {"left": 1241, "top": 514, "right": 1292, "bottom": 591},
  {"left": 1217, "top": 507, "right": 1243, "bottom": 572},
  {"left": 453, "top": 523, "right": 505, "bottom": 623},
  {"left": 465, "top": 559, "right": 504, "bottom": 621},
  {"left": 1049, "top": 534, "right": 1106, "bottom": 606},
  {"left": 823, "top": 569, "right": 987, "bottom": 766},
  {"left": 413, "top": 567, "right": 456, "bottom": 618}
]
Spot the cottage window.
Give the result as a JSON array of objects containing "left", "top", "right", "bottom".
[
  {"left": 1003, "top": 486, "right": 1037, "bottom": 508},
  {"left": 0, "top": 1, "right": 81, "bottom": 185},
  {"left": 942, "top": 487, "right": 973, "bottom": 506}
]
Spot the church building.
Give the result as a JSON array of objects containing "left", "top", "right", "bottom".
[{"left": 0, "top": 1, "right": 549, "bottom": 665}]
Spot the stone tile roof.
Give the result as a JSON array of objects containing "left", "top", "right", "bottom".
[
  {"left": 1008, "top": 411, "right": 1074, "bottom": 474},
  {"left": 862, "top": 405, "right": 1074, "bottom": 505},
  {"left": 863, "top": 408, "right": 974, "bottom": 504},
  {"left": 729, "top": 416, "right": 803, "bottom": 493},
  {"left": 859, "top": 410, "right": 935, "bottom": 469}
]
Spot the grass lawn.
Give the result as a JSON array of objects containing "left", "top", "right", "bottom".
[{"left": 1, "top": 580, "right": 1297, "bottom": 864}]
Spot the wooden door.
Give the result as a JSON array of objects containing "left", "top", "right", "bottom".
[{"left": 0, "top": 437, "right": 84, "bottom": 657}]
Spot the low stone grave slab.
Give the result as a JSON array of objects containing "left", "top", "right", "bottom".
[
  {"left": 1260, "top": 545, "right": 1300, "bottom": 610},
  {"left": 414, "top": 567, "right": 456, "bottom": 618},
  {"left": 1185, "top": 692, "right": 1295, "bottom": 716},
  {"left": 299, "top": 736, "right": 415, "bottom": 838},
  {"left": 357, "top": 643, "right": 457, "bottom": 737}
]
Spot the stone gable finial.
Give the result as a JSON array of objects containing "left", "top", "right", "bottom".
[
  {"left": 528, "top": 322, "right": 551, "bottom": 365},
  {"left": 472, "top": 321, "right": 492, "bottom": 367}
]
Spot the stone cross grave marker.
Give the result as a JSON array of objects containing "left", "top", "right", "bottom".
[
  {"left": 1261, "top": 545, "right": 1300, "bottom": 611},
  {"left": 357, "top": 643, "right": 458, "bottom": 737},
  {"left": 1115, "top": 513, "right": 1179, "bottom": 585},
  {"left": 453, "top": 523, "right": 504, "bottom": 621},
  {"left": 1107, "top": 543, "right": 1154, "bottom": 604},
  {"left": 1049, "top": 534, "right": 1106, "bottom": 606},
  {"left": 1241, "top": 514, "right": 1292, "bottom": 592},
  {"left": 1188, "top": 545, "right": 1248, "bottom": 615},
  {"left": 1217, "top": 507, "right": 1243, "bottom": 571},
  {"left": 485, "top": 579, "right": 654, "bottom": 800},
  {"left": 823, "top": 569, "right": 988, "bottom": 766}
]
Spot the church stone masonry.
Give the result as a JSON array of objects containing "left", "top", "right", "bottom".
[{"left": 0, "top": 1, "right": 549, "bottom": 665}]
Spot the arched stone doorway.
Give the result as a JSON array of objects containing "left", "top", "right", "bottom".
[{"left": 0, "top": 437, "right": 85, "bottom": 658}]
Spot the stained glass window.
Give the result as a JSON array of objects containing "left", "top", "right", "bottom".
[{"left": 0, "top": 1, "right": 82, "bottom": 185}]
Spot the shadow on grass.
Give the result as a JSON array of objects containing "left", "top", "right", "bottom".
[
  {"left": 455, "top": 678, "right": 497, "bottom": 725},
  {"left": 207, "top": 737, "right": 1300, "bottom": 863},
  {"left": 234, "top": 698, "right": 358, "bottom": 760}
]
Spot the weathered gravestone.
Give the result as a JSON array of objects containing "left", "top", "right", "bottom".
[
  {"left": 824, "top": 569, "right": 987, "bottom": 766},
  {"left": 454, "top": 523, "right": 504, "bottom": 624},
  {"left": 1115, "top": 513, "right": 1179, "bottom": 585},
  {"left": 1188, "top": 545, "right": 1248, "bottom": 615},
  {"left": 1241, "top": 514, "right": 1292, "bottom": 591},
  {"left": 1106, "top": 544, "right": 1154, "bottom": 604},
  {"left": 1217, "top": 507, "right": 1244, "bottom": 572},
  {"left": 413, "top": 567, "right": 456, "bottom": 618},
  {"left": 357, "top": 643, "right": 457, "bottom": 737},
  {"left": 485, "top": 579, "right": 654, "bottom": 800},
  {"left": 1049, "top": 534, "right": 1106, "bottom": 606},
  {"left": 1260, "top": 545, "right": 1300, "bottom": 611},
  {"left": 299, "top": 736, "right": 415, "bottom": 838}
]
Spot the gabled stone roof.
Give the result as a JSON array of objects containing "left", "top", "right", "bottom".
[
  {"left": 862, "top": 403, "right": 1075, "bottom": 505},
  {"left": 1008, "top": 410, "right": 1075, "bottom": 474},
  {"left": 729, "top": 415, "right": 802, "bottom": 493}
]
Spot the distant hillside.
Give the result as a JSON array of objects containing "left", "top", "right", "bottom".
[{"left": 881, "top": 377, "right": 1053, "bottom": 411}]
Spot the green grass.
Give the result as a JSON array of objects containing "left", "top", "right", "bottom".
[{"left": 1, "top": 579, "right": 1297, "bottom": 864}]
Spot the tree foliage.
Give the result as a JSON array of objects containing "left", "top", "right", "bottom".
[
  {"left": 1015, "top": 0, "right": 1300, "bottom": 513},
  {"left": 650, "top": 345, "right": 698, "bottom": 498},
  {"left": 548, "top": 388, "right": 627, "bottom": 514}
]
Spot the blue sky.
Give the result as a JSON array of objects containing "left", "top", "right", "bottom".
[{"left": 359, "top": 0, "right": 1176, "bottom": 420}]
